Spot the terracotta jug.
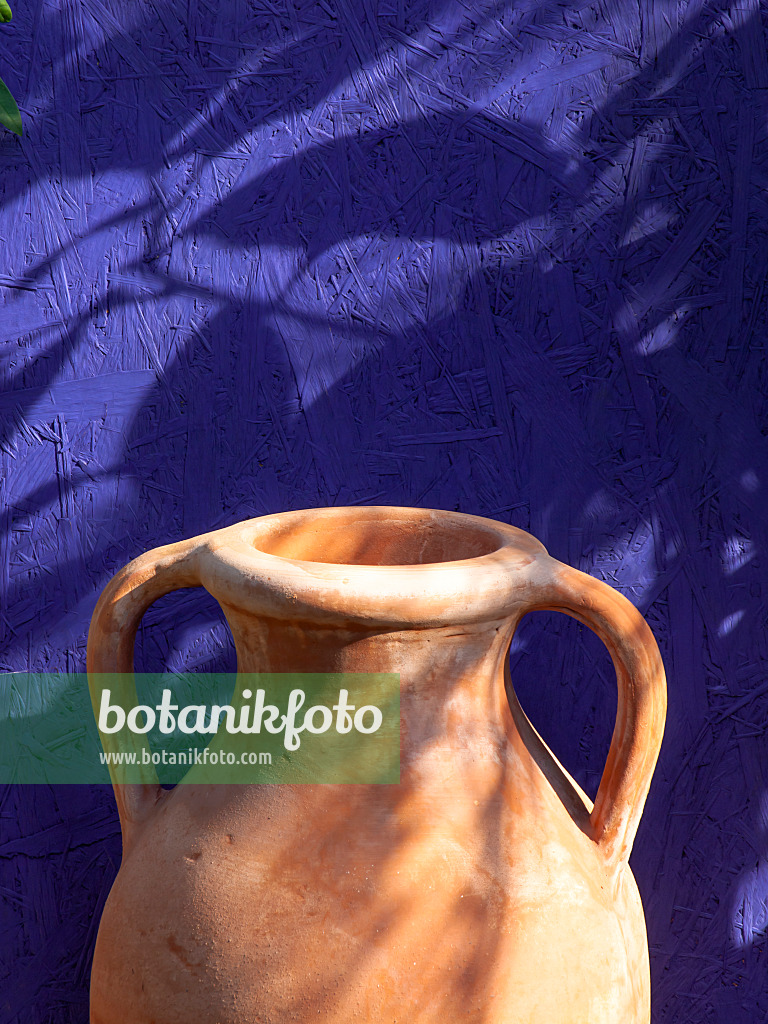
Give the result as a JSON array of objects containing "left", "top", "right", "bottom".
[{"left": 87, "top": 506, "right": 665, "bottom": 1024}]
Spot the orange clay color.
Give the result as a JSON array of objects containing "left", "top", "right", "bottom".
[{"left": 87, "top": 506, "right": 665, "bottom": 1024}]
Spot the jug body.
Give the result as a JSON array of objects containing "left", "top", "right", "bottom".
[{"left": 87, "top": 507, "right": 665, "bottom": 1024}]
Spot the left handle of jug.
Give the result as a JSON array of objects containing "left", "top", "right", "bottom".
[{"left": 87, "top": 536, "right": 206, "bottom": 849}]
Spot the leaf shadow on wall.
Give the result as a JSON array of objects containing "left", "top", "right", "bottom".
[{"left": 2, "top": 0, "right": 768, "bottom": 1019}]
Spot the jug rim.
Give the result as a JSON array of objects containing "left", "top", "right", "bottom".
[{"left": 195, "top": 506, "right": 553, "bottom": 628}]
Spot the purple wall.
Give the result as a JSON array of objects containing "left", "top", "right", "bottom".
[{"left": 1, "top": 0, "right": 767, "bottom": 1019}]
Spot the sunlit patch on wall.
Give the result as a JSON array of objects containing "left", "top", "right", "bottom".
[
  {"left": 721, "top": 535, "right": 755, "bottom": 575},
  {"left": 588, "top": 514, "right": 659, "bottom": 607},
  {"left": 619, "top": 202, "right": 676, "bottom": 249},
  {"left": 636, "top": 312, "right": 678, "bottom": 355},
  {"left": 740, "top": 470, "right": 759, "bottom": 493},
  {"left": 731, "top": 858, "right": 768, "bottom": 948},
  {"left": 717, "top": 610, "right": 745, "bottom": 637}
]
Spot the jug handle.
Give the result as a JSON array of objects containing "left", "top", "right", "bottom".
[
  {"left": 524, "top": 558, "right": 666, "bottom": 872},
  {"left": 86, "top": 537, "right": 203, "bottom": 847}
]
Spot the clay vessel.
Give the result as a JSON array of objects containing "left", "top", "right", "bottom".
[{"left": 87, "top": 506, "right": 666, "bottom": 1023}]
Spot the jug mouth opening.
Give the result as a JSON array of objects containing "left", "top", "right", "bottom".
[
  {"left": 203, "top": 507, "right": 549, "bottom": 628},
  {"left": 247, "top": 506, "right": 504, "bottom": 567}
]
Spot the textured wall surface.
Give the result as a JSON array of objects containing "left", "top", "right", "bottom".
[{"left": 1, "top": 0, "right": 767, "bottom": 1020}]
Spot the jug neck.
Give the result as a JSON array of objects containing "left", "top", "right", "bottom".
[
  {"left": 224, "top": 607, "right": 510, "bottom": 677},
  {"left": 222, "top": 608, "right": 517, "bottom": 755}
]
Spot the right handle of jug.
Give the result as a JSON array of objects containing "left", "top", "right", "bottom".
[{"left": 523, "top": 558, "right": 666, "bottom": 872}]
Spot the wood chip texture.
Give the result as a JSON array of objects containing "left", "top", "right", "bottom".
[{"left": 1, "top": 0, "right": 768, "bottom": 1020}]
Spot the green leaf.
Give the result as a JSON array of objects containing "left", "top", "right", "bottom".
[
  {"left": 0, "top": 1, "right": 12, "bottom": 24},
  {"left": 0, "top": 75, "right": 22, "bottom": 135}
]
